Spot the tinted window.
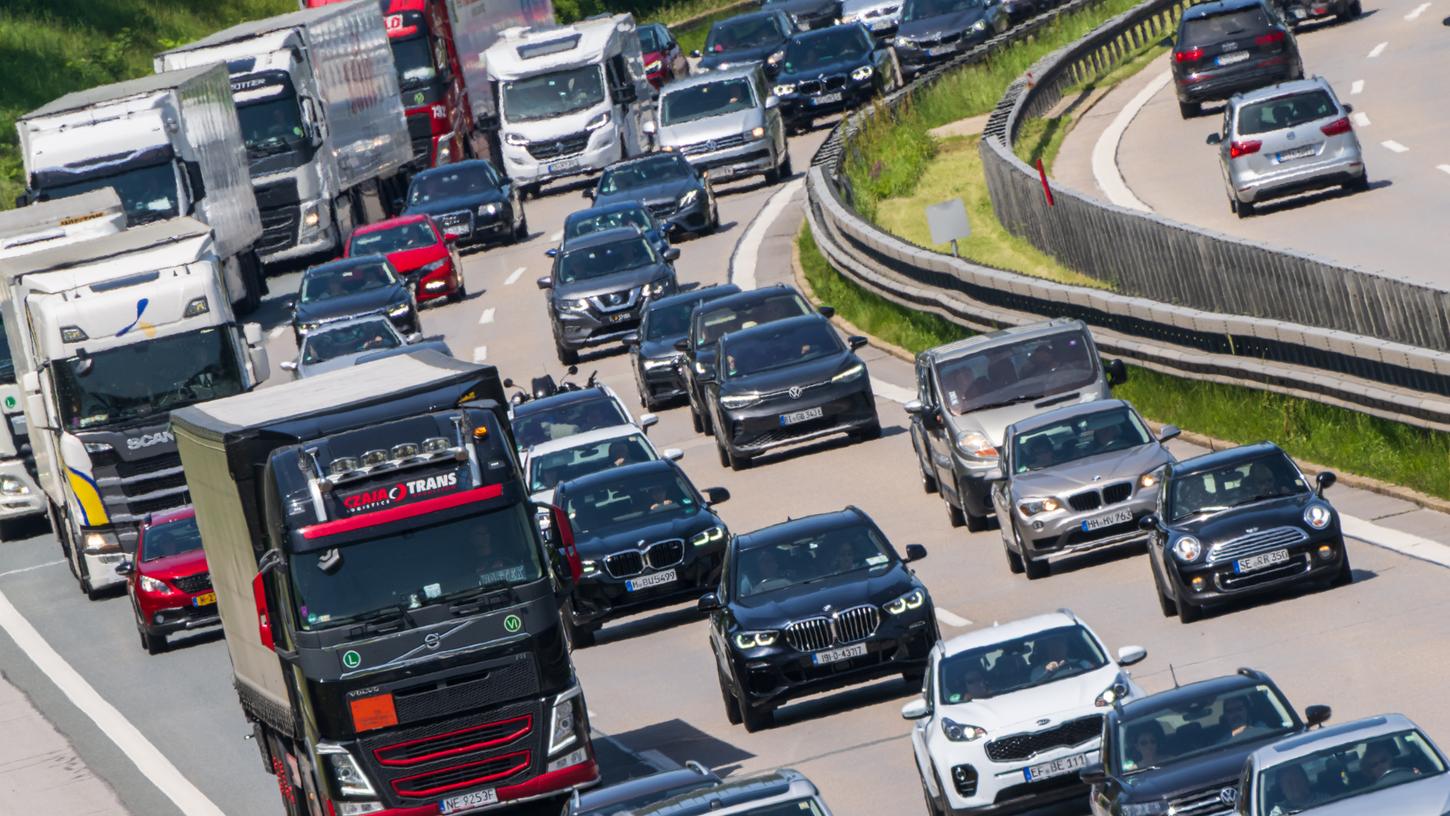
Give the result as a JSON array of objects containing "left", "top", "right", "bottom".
[
  {"left": 903, "top": 0, "right": 984, "bottom": 21},
  {"left": 695, "top": 293, "right": 811, "bottom": 345},
  {"left": 1257, "top": 729, "right": 1447, "bottom": 814},
  {"left": 735, "top": 523, "right": 894, "bottom": 597},
  {"left": 141, "top": 516, "right": 203, "bottom": 561},
  {"left": 706, "top": 15, "right": 788, "bottom": 51},
  {"left": 528, "top": 434, "right": 656, "bottom": 492},
  {"left": 1114, "top": 684, "right": 1296, "bottom": 773},
  {"left": 934, "top": 331, "right": 1098, "bottom": 416},
  {"left": 1168, "top": 451, "right": 1307, "bottom": 520},
  {"left": 577, "top": 779, "right": 719, "bottom": 816},
  {"left": 349, "top": 221, "right": 438, "bottom": 254},
  {"left": 937, "top": 625, "right": 1108, "bottom": 702},
  {"left": 598, "top": 155, "right": 693, "bottom": 194},
  {"left": 661, "top": 78, "right": 757, "bottom": 125},
  {"left": 783, "top": 28, "right": 872, "bottom": 72},
  {"left": 1180, "top": 7, "right": 1272, "bottom": 45},
  {"left": 513, "top": 398, "right": 630, "bottom": 449},
  {"left": 1238, "top": 91, "right": 1337, "bottom": 135},
  {"left": 565, "top": 470, "right": 702, "bottom": 535},
  {"left": 646, "top": 298, "right": 706, "bottom": 341},
  {"left": 301, "top": 320, "right": 401, "bottom": 364},
  {"left": 408, "top": 167, "right": 499, "bottom": 205},
  {"left": 1010, "top": 407, "right": 1153, "bottom": 474},
  {"left": 721, "top": 320, "right": 842, "bottom": 378},
  {"left": 558, "top": 237, "right": 658, "bottom": 283},
  {"left": 567, "top": 208, "right": 653, "bottom": 239},
  {"left": 301, "top": 262, "right": 397, "bottom": 303},
  {"left": 638, "top": 24, "right": 667, "bottom": 52}
]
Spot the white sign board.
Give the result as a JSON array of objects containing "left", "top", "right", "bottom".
[{"left": 926, "top": 198, "right": 971, "bottom": 246}]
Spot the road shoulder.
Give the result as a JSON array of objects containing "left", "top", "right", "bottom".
[{"left": 0, "top": 670, "right": 128, "bottom": 815}]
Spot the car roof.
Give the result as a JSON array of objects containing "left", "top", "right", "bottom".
[
  {"left": 1117, "top": 671, "right": 1278, "bottom": 719},
  {"left": 144, "top": 505, "right": 196, "bottom": 528},
  {"left": 412, "top": 159, "right": 497, "bottom": 179},
  {"left": 512, "top": 387, "right": 615, "bottom": 418},
  {"left": 941, "top": 612, "right": 1084, "bottom": 654},
  {"left": 525, "top": 423, "right": 649, "bottom": 456},
  {"left": 558, "top": 458, "right": 681, "bottom": 494},
  {"left": 696, "top": 285, "right": 801, "bottom": 316},
  {"left": 352, "top": 213, "right": 431, "bottom": 235},
  {"left": 1230, "top": 77, "right": 1334, "bottom": 107},
  {"left": 789, "top": 22, "right": 864, "bottom": 42},
  {"left": 562, "top": 227, "right": 649, "bottom": 251},
  {"left": 665, "top": 65, "right": 761, "bottom": 91},
  {"left": 1008, "top": 399, "right": 1133, "bottom": 436},
  {"left": 306, "top": 314, "right": 395, "bottom": 334},
  {"left": 921, "top": 318, "right": 1087, "bottom": 365},
  {"left": 1252, "top": 714, "right": 1420, "bottom": 766},
  {"left": 304, "top": 255, "right": 391, "bottom": 276},
  {"left": 567, "top": 201, "right": 653, "bottom": 221},
  {"left": 1169, "top": 442, "right": 1283, "bottom": 477},
  {"left": 1183, "top": 0, "right": 1266, "bottom": 19},
  {"left": 720, "top": 313, "right": 832, "bottom": 346},
  {"left": 736, "top": 507, "right": 869, "bottom": 551},
  {"left": 578, "top": 765, "right": 720, "bottom": 810},
  {"left": 648, "top": 284, "right": 744, "bottom": 313},
  {"left": 625, "top": 769, "right": 817, "bottom": 816},
  {"left": 603, "top": 152, "right": 692, "bottom": 173}
]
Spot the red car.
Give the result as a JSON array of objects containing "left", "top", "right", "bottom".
[
  {"left": 639, "top": 22, "right": 690, "bottom": 88},
  {"left": 345, "top": 214, "right": 466, "bottom": 304},
  {"left": 116, "top": 507, "right": 218, "bottom": 655}
]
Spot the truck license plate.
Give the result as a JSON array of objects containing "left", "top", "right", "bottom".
[
  {"left": 1235, "top": 548, "right": 1290, "bottom": 574},
  {"left": 812, "top": 92, "right": 843, "bottom": 105},
  {"left": 1082, "top": 507, "right": 1133, "bottom": 531},
  {"left": 780, "top": 407, "right": 824, "bottom": 426},
  {"left": 439, "top": 787, "right": 498, "bottom": 814},
  {"left": 812, "top": 642, "right": 868, "bottom": 665},
  {"left": 1024, "top": 752, "right": 1088, "bottom": 781},
  {"left": 626, "top": 569, "right": 677, "bottom": 591},
  {"left": 193, "top": 592, "right": 217, "bottom": 607}
]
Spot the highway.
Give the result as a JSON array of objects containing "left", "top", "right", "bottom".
[{"left": 2, "top": 118, "right": 1450, "bottom": 816}]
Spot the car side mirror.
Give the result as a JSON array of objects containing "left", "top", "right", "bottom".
[
  {"left": 405, "top": 332, "right": 423, "bottom": 344},
  {"left": 622, "top": 332, "right": 640, "bottom": 347},
  {"left": 764, "top": 94, "right": 780, "bottom": 110},
  {"left": 663, "top": 448, "right": 684, "bottom": 462},
  {"left": 1316, "top": 471, "right": 1336, "bottom": 493},
  {"left": 114, "top": 560, "right": 134, "bottom": 577},
  {"left": 640, "top": 413, "right": 659, "bottom": 431},
  {"left": 280, "top": 360, "right": 298, "bottom": 372},
  {"left": 1342, "top": 103, "right": 1353, "bottom": 113},
  {"left": 536, "top": 276, "right": 553, "bottom": 290},
  {"left": 663, "top": 247, "right": 681, "bottom": 261},
  {"left": 1305, "top": 704, "right": 1332, "bottom": 728},
  {"left": 1158, "top": 35, "right": 1174, "bottom": 47},
  {"left": 982, "top": 466, "right": 1004, "bottom": 482},
  {"left": 705, "top": 486, "right": 731, "bottom": 505},
  {"left": 817, "top": 304, "right": 835, "bottom": 318},
  {"left": 1138, "top": 513, "right": 1159, "bottom": 531},
  {"left": 848, "top": 335, "right": 868, "bottom": 351},
  {"left": 900, "top": 697, "right": 930, "bottom": 720},
  {"left": 1079, "top": 763, "right": 1108, "bottom": 785},
  {"left": 697, "top": 592, "right": 721, "bottom": 612},
  {"left": 392, "top": 197, "right": 406, "bottom": 213},
  {"left": 503, "top": 377, "right": 515, "bottom": 388},
  {"left": 1206, "top": 132, "right": 1223, "bottom": 145},
  {"left": 674, "top": 338, "right": 691, "bottom": 352},
  {"left": 545, "top": 247, "right": 559, "bottom": 258},
  {"left": 1105, "top": 358, "right": 1128, "bottom": 387},
  {"left": 1117, "top": 645, "right": 1147, "bottom": 666},
  {"left": 1158, "top": 424, "right": 1181, "bottom": 442},
  {"left": 904, "top": 544, "right": 927, "bottom": 562}
]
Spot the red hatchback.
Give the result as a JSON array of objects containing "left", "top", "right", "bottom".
[
  {"left": 345, "top": 214, "right": 466, "bottom": 304},
  {"left": 117, "top": 507, "right": 219, "bottom": 655}
]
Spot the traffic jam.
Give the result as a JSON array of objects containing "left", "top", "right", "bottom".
[{"left": 0, "top": 0, "right": 1444, "bottom": 816}]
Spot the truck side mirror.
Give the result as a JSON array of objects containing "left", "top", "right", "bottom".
[
  {"left": 280, "top": 360, "right": 298, "bottom": 372},
  {"left": 643, "top": 120, "right": 657, "bottom": 135},
  {"left": 243, "top": 323, "right": 271, "bottom": 383},
  {"left": 550, "top": 504, "right": 583, "bottom": 586},
  {"left": 114, "top": 560, "right": 134, "bottom": 577}
]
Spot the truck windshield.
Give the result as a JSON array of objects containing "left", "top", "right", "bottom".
[
  {"left": 39, "top": 163, "right": 179, "bottom": 226},
  {"left": 236, "top": 96, "right": 307, "bottom": 158},
  {"left": 53, "top": 327, "right": 246, "bottom": 431},
  {"left": 291, "top": 503, "right": 545, "bottom": 630},
  {"left": 391, "top": 35, "right": 440, "bottom": 89},
  {"left": 502, "top": 65, "right": 607, "bottom": 123}
]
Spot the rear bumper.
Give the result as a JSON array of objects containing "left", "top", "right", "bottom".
[
  {"left": 1176, "top": 57, "right": 1299, "bottom": 102},
  {"left": 1232, "top": 159, "right": 1365, "bottom": 203}
]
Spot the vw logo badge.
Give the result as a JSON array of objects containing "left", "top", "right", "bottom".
[
  {"left": 1286, "top": 131, "right": 1296, "bottom": 141},
  {"left": 706, "top": 139, "right": 717, "bottom": 151},
  {"left": 554, "top": 141, "right": 564, "bottom": 152},
  {"left": 789, "top": 385, "right": 804, "bottom": 399},
  {"left": 424, "top": 633, "right": 442, "bottom": 650},
  {"left": 1219, "top": 787, "right": 1239, "bottom": 806}
]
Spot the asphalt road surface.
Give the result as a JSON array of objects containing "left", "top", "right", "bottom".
[{"left": 1, "top": 118, "right": 1448, "bottom": 816}]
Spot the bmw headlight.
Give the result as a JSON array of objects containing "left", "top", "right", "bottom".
[
  {"left": 504, "top": 132, "right": 528, "bottom": 146},
  {"left": 386, "top": 302, "right": 412, "bottom": 318},
  {"left": 719, "top": 392, "right": 762, "bottom": 409},
  {"left": 734, "top": 630, "right": 778, "bottom": 649},
  {"left": 831, "top": 362, "right": 866, "bottom": 383},
  {"left": 1138, "top": 472, "right": 1159, "bottom": 489},
  {"left": 645, "top": 58, "right": 663, "bottom": 72},
  {"left": 883, "top": 588, "right": 926, "bottom": 615},
  {"left": 580, "top": 559, "right": 597, "bottom": 576},
  {"left": 559, "top": 298, "right": 590, "bottom": 312},
  {"left": 138, "top": 575, "right": 172, "bottom": 594},
  {"left": 954, "top": 431, "right": 998, "bottom": 460},
  {"left": 585, "top": 110, "right": 612, "bottom": 131},
  {"left": 677, "top": 189, "right": 700, "bottom": 208},
  {"left": 851, "top": 65, "right": 874, "bottom": 81},
  {"left": 690, "top": 526, "right": 726, "bottom": 547},
  {"left": 0, "top": 475, "right": 29, "bottom": 496},
  {"left": 1172, "top": 535, "right": 1202, "bottom": 562},
  {"left": 1304, "top": 503, "right": 1333, "bottom": 530},
  {"left": 1017, "top": 497, "right": 1062, "bottom": 517},
  {"left": 941, "top": 718, "right": 986, "bottom": 742},
  {"left": 478, "top": 202, "right": 500, "bottom": 217},
  {"left": 774, "top": 82, "right": 798, "bottom": 95},
  {"left": 1121, "top": 803, "right": 1169, "bottom": 816},
  {"left": 420, "top": 259, "right": 448, "bottom": 273}
]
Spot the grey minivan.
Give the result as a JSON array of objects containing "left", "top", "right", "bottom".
[
  {"left": 651, "top": 66, "right": 792, "bottom": 185},
  {"left": 905, "top": 319, "right": 1127, "bottom": 531}
]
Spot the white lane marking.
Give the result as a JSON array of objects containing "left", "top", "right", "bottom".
[
  {"left": 1437, "top": 165, "right": 1450, "bottom": 175},
  {"left": 1341, "top": 516, "right": 1450, "bottom": 568},
  {"left": 1352, "top": 111, "right": 1372, "bottom": 128},
  {"left": 730, "top": 177, "right": 805, "bottom": 289},
  {"left": 871, "top": 376, "right": 918, "bottom": 405},
  {"left": 1381, "top": 140, "right": 1409, "bottom": 153},
  {"left": 478, "top": 307, "right": 496, "bottom": 326},
  {"left": 472, "top": 345, "right": 488, "bottom": 362},
  {"left": 1405, "top": 2, "right": 1430, "bottom": 19},
  {"left": 1351, "top": 80, "right": 1364, "bottom": 95},
  {"left": 0, "top": 560, "right": 64, "bottom": 579},
  {"left": 505, "top": 266, "right": 526, "bottom": 286},
  {"left": 268, "top": 325, "right": 286, "bottom": 340},
  {"left": 935, "top": 609, "right": 973, "bottom": 628},
  {"left": 0, "top": 590, "right": 227, "bottom": 815},
  {"left": 1092, "top": 70, "right": 1171, "bottom": 213},
  {"left": 1368, "top": 41, "right": 1388, "bottom": 58},
  {"left": 549, "top": 230, "right": 563, "bottom": 242}
]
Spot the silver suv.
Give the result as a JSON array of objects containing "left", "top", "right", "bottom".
[
  {"left": 650, "top": 66, "right": 791, "bottom": 185},
  {"left": 1207, "top": 76, "right": 1367, "bottom": 217}
]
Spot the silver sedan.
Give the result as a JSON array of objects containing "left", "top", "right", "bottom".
[{"left": 281, "top": 315, "right": 438, "bottom": 379}]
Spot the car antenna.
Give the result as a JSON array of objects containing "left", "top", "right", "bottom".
[{"left": 1168, "top": 663, "right": 1180, "bottom": 689}]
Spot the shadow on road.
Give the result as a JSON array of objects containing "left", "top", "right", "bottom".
[{"left": 609, "top": 718, "right": 757, "bottom": 775}]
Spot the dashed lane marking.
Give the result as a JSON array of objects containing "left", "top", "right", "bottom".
[
  {"left": 472, "top": 345, "right": 488, "bottom": 362},
  {"left": 478, "top": 307, "right": 496, "bottom": 325},
  {"left": 505, "top": 266, "right": 526, "bottom": 286},
  {"left": 1352, "top": 111, "right": 1371, "bottom": 128},
  {"left": 1368, "top": 41, "right": 1388, "bottom": 58},
  {"left": 1406, "top": 2, "right": 1430, "bottom": 19},
  {"left": 0, "top": 560, "right": 64, "bottom": 579},
  {"left": 1438, "top": 165, "right": 1450, "bottom": 175},
  {"left": 1342, "top": 516, "right": 1450, "bottom": 569},
  {"left": 871, "top": 377, "right": 918, "bottom": 406},
  {"left": 268, "top": 325, "right": 287, "bottom": 340},
  {"left": 1351, "top": 80, "right": 1364, "bottom": 95},
  {"left": 1382, "top": 140, "right": 1409, "bottom": 153},
  {"left": 936, "top": 609, "right": 973, "bottom": 628}
]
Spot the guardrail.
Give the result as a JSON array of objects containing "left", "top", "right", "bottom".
[{"left": 805, "top": 0, "right": 1450, "bottom": 431}]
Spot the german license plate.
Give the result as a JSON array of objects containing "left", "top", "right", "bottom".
[
  {"left": 812, "top": 642, "right": 868, "bottom": 665},
  {"left": 193, "top": 592, "right": 217, "bottom": 607},
  {"left": 927, "top": 45, "right": 955, "bottom": 57},
  {"left": 780, "top": 407, "right": 824, "bottom": 426},
  {"left": 1235, "top": 548, "right": 1290, "bottom": 574},
  {"left": 443, "top": 224, "right": 469, "bottom": 236},
  {"left": 811, "top": 92, "right": 843, "bottom": 105},
  {"left": 439, "top": 787, "right": 498, "bottom": 814},
  {"left": 1024, "top": 752, "right": 1088, "bottom": 782},
  {"left": 1217, "top": 50, "right": 1249, "bottom": 66},
  {"left": 626, "top": 569, "right": 677, "bottom": 591},
  {"left": 548, "top": 158, "right": 580, "bottom": 174},
  {"left": 1277, "top": 145, "right": 1315, "bottom": 162},
  {"left": 1082, "top": 507, "right": 1134, "bottom": 531}
]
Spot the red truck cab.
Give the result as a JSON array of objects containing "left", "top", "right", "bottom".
[
  {"left": 116, "top": 507, "right": 220, "bottom": 655},
  {"left": 346, "top": 214, "right": 465, "bottom": 303}
]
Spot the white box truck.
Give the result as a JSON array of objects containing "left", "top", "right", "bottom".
[
  {"left": 0, "top": 218, "right": 271, "bottom": 597},
  {"left": 15, "top": 64, "right": 269, "bottom": 314},
  {"left": 156, "top": 0, "right": 414, "bottom": 264}
]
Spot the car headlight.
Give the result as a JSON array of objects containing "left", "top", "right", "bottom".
[
  {"left": 941, "top": 718, "right": 986, "bottom": 742},
  {"left": 677, "top": 189, "right": 700, "bottom": 208},
  {"left": 645, "top": 58, "right": 663, "bottom": 72},
  {"left": 690, "top": 526, "right": 726, "bottom": 547},
  {"left": 1095, "top": 674, "right": 1130, "bottom": 707},
  {"left": 719, "top": 392, "right": 761, "bottom": 409},
  {"left": 559, "top": 298, "right": 590, "bottom": 312},
  {"left": 774, "top": 83, "right": 797, "bottom": 95},
  {"left": 1017, "top": 497, "right": 1062, "bottom": 517},
  {"left": 643, "top": 355, "right": 678, "bottom": 370},
  {"left": 851, "top": 65, "right": 874, "bottom": 81},
  {"left": 1304, "top": 503, "right": 1333, "bottom": 529},
  {"left": 883, "top": 588, "right": 926, "bottom": 615},
  {"left": 319, "top": 744, "right": 377, "bottom": 798},
  {"left": 298, "top": 321, "right": 320, "bottom": 332},
  {"left": 644, "top": 277, "right": 673, "bottom": 296},
  {"left": 386, "top": 302, "right": 412, "bottom": 318},
  {"left": 734, "top": 630, "right": 778, "bottom": 649},
  {"left": 748, "top": 125, "right": 766, "bottom": 139},
  {"left": 504, "top": 132, "right": 528, "bottom": 146},
  {"left": 420, "top": 259, "right": 448, "bottom": 273},
  {"left": 1172, "top": 535, "right": 1202, "bottom": 562},
  {"left": 1121, "top": 803, "right": 1169, "bottom": 816},
  {"left": 585, "top": 110, "right": 612, "bottom": 131},
  {"left": 138, "top": 574, "right": 172, "bottom": 594},
  {"left": 478, "top": 202, "right": 500, "bottom": 217},
  {"left": 972, "top": 18, "right": 988, "bottom": 31},
  {"left": 954, "top": 431, "right": 998, "bottom": 460},
  {"left": 0, "top": 475, "right": 28, "bottom": 496},
  {"left": 694, "top": 361, "right": 707, "bottom": 374},
  {"left": 831, "top": 362, "right": 866, "bottom": 383},
  {"left": 1138, "top": 472, "right": 1158, "bottom": 489}
]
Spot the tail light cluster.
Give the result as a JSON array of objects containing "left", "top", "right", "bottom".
[
  {"left": 1320, "top": 117, "right": 1352, "bottom": 136},
  {"left": 1255, "top": 30, "right": 1287, "bottom": 46},
  {"left": 1174, "top": 47, "right": 1204, "bottom": 63},
  {"left": 1229, "top": 140, "right": 1262, "bottom": 158}
]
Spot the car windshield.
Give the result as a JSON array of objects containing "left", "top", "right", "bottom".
[
  {"left": 513, "top": 397, "right": 630, "bottom": 449},
  {"left": 783, "top": 28, "right": 873, "bottom": 72},
  {"left": 301, "top": 320, "right": 401, "bottom": 365},
  {"left": 528, "top": 434, "right": 656, "bottom": 493},
  {"left": 1238, "top": 91, "right": 1338, "bottom": 136},
  {"left": 141, "top": 516, "right": 202, "bottom": 562},
  {"left": 291, "top": 503, "right": 544, "bottom": 630},
  {"left": 1169, "top": 451, "right": 1307, "bottom": 520},
  {"left": 646, "top": 298, "right": 709, "bottom": 341},
  {"left": 1011, "top": 407, "right": 1153, "bottom": 474},
  {"left": 707, "top": 15, "right": 788, "bottom": 52},
  {"left": 350, "top": 221, "right": 438, "bottom": 255},
  {"left": 559, "top": 237, "right": 658, "bottom": 283},
  {"left": 236, "top": 95, "right": 307, "bottom": 157},
  {"left": 565, "top": 469, "right": 701, "bottom": 535},
  {"left": 301, "top": 262, "right": 397, "bottom": 303},
  {"left": 39, "top": 162, "right": 179, "bottom": 226},
  {"left": 1181, "top": 7, "right": 1271, "bottom": 45},
  {"left": 599, "top": 155, "right": 693, "bottom": 194},
  {"left": 408, "top": 167, "right": 500, "bottom": 205},
  {"left": 577, "top": 778, "right": 719, "bottom": 816},
  {"left": 502, "top": 65, "right": 606, "bottom": 123},
  {"left": 695, "top": 293, "right": 811, "bottom": 345},
  {"left": 721, "top": 320, "right": 841, "bottom": 378},
  {"left": 567, "top": 208, "right": 654, "bottom": 240},
  {"left": 661, "top": 78, "right": 758, "bottom": 125},
  {"left": 1115, "top": 683, "right": 1297, "bottom": 774},
  {"left": 639, "top": 24, "right": 667, "bottom": 52},
  {"left": 938, "top": 625, "right": 1108, "bottom": 703},
  {"left": 53, "top": 327, "right": 245, "bottom": 430},
  {"left": 934, "top": 331, "right": 1099, "bottom": 416},
  {"left": 903, "top": 0, "right": 984, "bottom": 22},
  {"left": 738, "top": 801, "right": 827, "bottom": 816},
  {"left": 1257, "top": 728, "right": 1447, "bottom": 815},
  {"left": 735, "top": 522, "right": 894, "bottom": 598},
  {"left": 390, "top": 34, "right": 438, "bottom": 89}
]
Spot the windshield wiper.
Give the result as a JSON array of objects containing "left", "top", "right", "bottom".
[
  {"left": 439, "top": 583, "right": 515, "bottom": 615},
  {"left": 970, "top": 392, "right": 1048, "bottom": 412},
  {"left": 343, "top": 601, "right": 415, "bottom": 636}
]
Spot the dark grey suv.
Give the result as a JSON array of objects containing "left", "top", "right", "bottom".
[{"left": 1171, "top": 0, "right": 1303, "bottom": 118}]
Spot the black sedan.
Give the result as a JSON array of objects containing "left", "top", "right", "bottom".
[
  {"left": 627, "top": 284, "right": 742, "bottom": 410},
  {"left": 538, "top": 227, "right": 681, "bottom": 365},
  {"left": 1142, "top": 442, "right": 1350, "bottom": 624},
  {"left": 588, "top": 153, "right": 719, "bottom": 237},
  {"left": 401, "top": 159, "right": 528, "bottom": 247},
  {"left": 554, "top": 460, "right": 732, "bottom": 647},
  {"left": 892, "top": 0, "right": 1009, "bottom": 79},
  {"left": 695, "top": 11, "right": 796, "bottom": 74},
  {"left": 763, "top": 0, "right": 844, "bottom": 30},
  {"left": 773, "top": 24, "right": 901, "bottom": 130},
  {"left": 700, "top": 507, "right": 934, "bottom": 732},
  {"left": 572, "top": 762, "right": 721, "bottom": 815},
  {"left": 290, "top": 255, "right": 418, "bottom": 345},
  {"left": 706, "top": 314, "right": 879, "bottom": 470}
]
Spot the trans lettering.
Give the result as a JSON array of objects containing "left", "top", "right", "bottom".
[{"left": 342, "top": 472, "right": 459, "bottom": 512}]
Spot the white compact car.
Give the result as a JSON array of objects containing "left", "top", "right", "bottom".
[
  {"left": 904, "top": 611, "right": 1147, "bottom": 815},
  {"left": 522, "top": 423, "right": 683, "bottom": 509}
]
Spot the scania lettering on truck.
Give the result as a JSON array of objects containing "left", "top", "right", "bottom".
[
  {"left": 156, "top": 0, "right": 413, "bottom": 265},
  {"left": 15, "top": 64, "right": 269, "bottom": 313},
  {"left": 302, "top": 0, "right": 556, "bottom": 172},
  {"left": 0, "top": 191, "right": 127, "bottom": 540},
  {"left": 171, "top": 352, "right": 598, "bottom": 816},
  {"left": 0, "top": 217, "right": 270, "bottom": 597},
  {"left": 485, "top": 14, "right": 654, "bottom": 194}
]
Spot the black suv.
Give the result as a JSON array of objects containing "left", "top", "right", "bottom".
[
  {"left": 1084, "top": 668, "right": 1330, "bottom": 816},
  {"left": 1171, "top": 0, "right": 1303, "bottom": 118}
]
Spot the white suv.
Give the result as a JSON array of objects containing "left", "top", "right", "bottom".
[{"left": 903, "top": 611, "right": 1147, "bottom": 815}]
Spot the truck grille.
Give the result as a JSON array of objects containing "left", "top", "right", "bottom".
[
  {"left": 408, "top": 113, "right": 434, "bottom": 163},
  {"left": 359, "top": 700, "right": 542, "bottom": 803},
  {"left": 526, "top": 132, "right": 590, "bottom": 160},
  {"left": 392, "top": 751, "right": 531, "bottom": 798},
  {"left": 258, "top": 205, "right": 299, "bottom": 255},
  {"left": 784, "top": 604, "right": 880, "bottom": 652},
  {"left": 1208, "top": 526, "right": 1307, "bottom": 564},
  {"left": 985, "top": 715, "right": 1102, "bottom": 762},
  {"left": 797, "top": 75, "right": 847, "bottom": 95},
  {"left": 374, "top": 714, "right": 532, "bottom": 767},
  {"left": 1067, "top": 482, "right": 1133, "bottom": 512},
  {"left": 1167, "top": 781, "right": 1239, "bottom": 816},
  {"left": 171, "top": 573, "right": 212, "bottom": 594}
]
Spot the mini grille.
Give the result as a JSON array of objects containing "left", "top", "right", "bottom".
[
  {"left": 526, "top": 132, "right": 589, "bottom": 160},
  {"left": 984, "top": 715, "right": 1103, "bottom": 762},
  {"left": 171, "top": 573, "right": 211, "bottom": 594},
  {"left": 605, "top": 551, "right": 644, "bottom": 578},
  {"left": 783, "top": 605, "right": 880, "bottom": 651},
  {"left": 1208, "top": 526, "right": 1307, "bottom": 564}
]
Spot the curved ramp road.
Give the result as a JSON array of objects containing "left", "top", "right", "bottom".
[{"left": 1, "top": 116, "right": 1450, "bottom": 816}]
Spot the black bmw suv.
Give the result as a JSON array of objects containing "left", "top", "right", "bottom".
[
  {"left": 1171, "top": 0, "right": 1303, "bottom": 118},
  {"left": 700, "top": 507, "right": 934, "bottom": 732},
  {"left": 772, "top": 23, "right": 901, "bottom": 131}
]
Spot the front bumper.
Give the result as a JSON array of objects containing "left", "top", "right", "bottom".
[
  {"left": 83, "top": 548, "right": 128, "bottom": 591},
  {"left": 662, "top": 195, "right": 713, "bottom": 234},
  {"left": 434, "top": 209, "right": 513, "bottom": 247},
  {"left": 556, "top": 295, "right": 662, "bottom": 351},
  {"left": 780, "top": 83, "right": 875, "bottom": 123},
  {"left": 638, "top": 355, "right": 688, "bottom": 402},
  {"left": 413, "top": 266, "right": 463, "bottom": 304},
  {"left": 0, "top": 460, "right": 44, "bottom": 522},
  {"left": 503, "top": 128, "right": 622, "bottom": 186},
  {"left": 950, "top": 455, "right": 1000, "bottom": 517},
  {"left": 138, "top": 595, "right": 221, "bottom": 635},
  {"left": 1019, "top": 495, "right": 1157, "bottom": 558},
  {"left": 721, "top": 384, "right": 878, "bottom": 454},
  {"left": 673, "top": 137, "right": 777, "bottom": 182},
  {"left": 1169, "top": 530, "right": 1345, "bottom": 605},
  {"left": 1176, "top": 56, "right": 1298, "bottom": 103},
  {"left": 570, "top": 549, "right": 723, "bottom": 625},
  {"left": 896, "top": 32, "right": 989, "bottom": 76},
  {"left": 1231, "top": 154, "right": 1365, "bottom": 204},
  {"left": 933, "top": 742, "right": 1099, "bottom": 814}
]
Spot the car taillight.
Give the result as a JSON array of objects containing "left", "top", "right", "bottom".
[
  {"left": 1320, "top": 117, "right": 1352, "bottom": 136},
  {"left": 1174, "top": 47, "right": 1204, "bottom": 63},
  {"left": 1229, "top": 139, "right": 1262, "bottom": 158},
  {"left": 1255, "top": 30, "right": 1286, "bottom": 46}
]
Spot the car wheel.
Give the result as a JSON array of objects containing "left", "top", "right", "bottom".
[
  {"left": 945, "top": 495, "right": 966, "bottom": 528},
  {"left": 1237, "top": 199, "right": 1255, "bottom": 218},
  {"left": 143, "top": 626, "right": 167, "bottom": 655},
  {"left": 965, "top": 510, "right": 989, "bottom": 533},
  {"left": 1150, "top": 556, "right": 1178, "bottom": 616},
  {"left": 739, "top": 695, "right": 773, "bottom": 733},
  {"left": 513, "top": 207, "right": 529, "bottom": 242},
  {"left": 563, "top": 604, "right": 597, "bottom": 648},
  {"left": 699, "top": 403, "right": 715, "bottom": 436},
  {"left": 1023, "top": 550, "right": 1049, "bottom": 580},
  {"left": 448, "top": 275, "right": 467, "bottom": 304},
  {"left": 690, "top": 401, "right": 705, "bottom": 433},
  {"left": 716, "top": 434, "right": 731, "bottom": 468},
  {"left": 1329, "top": 550, "right": 1354, "bottom": 588},
  {"left": 901, "top": 666, "right": 926, "bottom": 687},
  {"left": 779, "top": 151, "right": 794, "bottom": 179},
  {"left": 921, "top": 770, "right": 949, "bottom": 816},
  {"left": 727, "top": 442, "right": 753, "bottom": 472},
  {"left": 1341, "top": 0, "right": 1361, "bottom": 16},
  {"left": 917, "top": 455, "right": 939, "bottom": 494},
  {"left": 718, "top": 668, "right": 743, "bottom": 725},
  {"left": 555, "top": 338, "right": 580, "bottom": 366},
  {"left": 1344, "top": 173, "right": 1369, "bottom": 193},
  {"left": 1178, "top": 100, "right": 1201, "bottom": 118},
  {"left": 852, "top": 420, "right": 883, "bottom": 442},
  {"left": 764, "top": 162, "right": 781, "bottom": 185}
]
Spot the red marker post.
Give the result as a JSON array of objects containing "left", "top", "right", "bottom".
[{"left": 1037, "top": 158, "right": 1055, "bottom": 207}]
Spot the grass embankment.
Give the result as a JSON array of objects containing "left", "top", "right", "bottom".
[{"left": 798, "top": 225, "right": 1450, "bottom": 500}]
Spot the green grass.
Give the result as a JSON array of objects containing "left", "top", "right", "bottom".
[{"left": 798, "top": 224, "right": 1450, "bottom": 500}]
